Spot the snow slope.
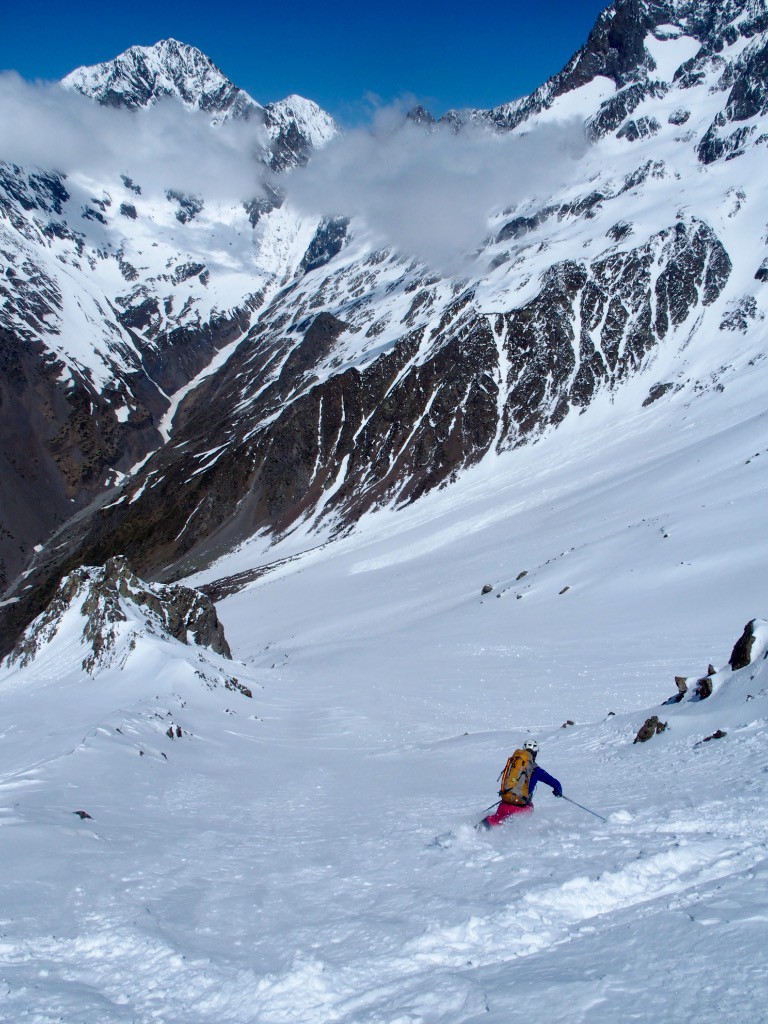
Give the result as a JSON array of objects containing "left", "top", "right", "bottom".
[
  {"left": 2, "top": 347, "right": 768, "bottom": 1022},
  {"left": 3, "top": 4, "right": 768, "bottom": 1019}
]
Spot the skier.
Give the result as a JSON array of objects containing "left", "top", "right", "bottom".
[{"left": 478, "top": 739, "right": 562, "bottom": 828}]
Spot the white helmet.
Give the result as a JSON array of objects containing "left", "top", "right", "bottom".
[{"left": 523, "top": 739, "right": 539, "bottom": 755}]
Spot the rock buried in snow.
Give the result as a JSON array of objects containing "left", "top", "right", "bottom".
[
  {"left": 73, "top": 810, "right": 93, "bottom": 820},
  {"left": 481, "top": 584, "right": 494, "bottom": 595},
  {"left": 634, "top": 716, "right": 667, "bottom": 743},
  {"left": 225, "top": 678, "right": 252, "bottom": 698},
  {"left": 701, "top": 730, "right": 727, "bottom": 744}
]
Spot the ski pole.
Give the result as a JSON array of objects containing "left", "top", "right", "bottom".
[
  {"left": 562, "top": 795, "right": 607, "bottom": 823},
  {"left": 481, "top": 799, "right": 501, "bottom": 814}
]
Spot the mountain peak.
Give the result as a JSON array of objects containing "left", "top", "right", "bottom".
[
  {"left": 61, "top": 39, "right": 340, "bottom": 157},
  {"left": 264, "top": 94, "right": 340, "bottom": 153},
  {"left": 62, "top": 38, "right": 263, "bottom": 121}
]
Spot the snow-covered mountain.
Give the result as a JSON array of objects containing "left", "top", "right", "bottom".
[
  {"left": 2, "top": 0, "right": 768, "bottom": 644},
  {"left": 0, "top": 40, "right": 338, "bottom": 593},
  {"left": 62, "top": 38, "right": 339, "bottom": 165},
  {"left": 62, "top": 38, "right": 262, "bottom": 121},
  {"left": 3, "top": 4, "right": 768, "bottom": 1019}
]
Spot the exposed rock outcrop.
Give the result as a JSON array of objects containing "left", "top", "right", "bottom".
[
  {"left": 5, "top": 555, "right": 231, "bottom": 674},
  {"left": 729, "top": 618, "right": 768, "bottom": 670}
]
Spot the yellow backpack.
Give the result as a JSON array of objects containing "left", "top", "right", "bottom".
[{"left": 498, "top": 749, "right": 535, "bottom": 805}]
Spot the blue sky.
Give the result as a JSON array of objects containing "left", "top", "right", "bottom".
[{"left": 1, "top": 0, "right": 609, "bottom": 123}]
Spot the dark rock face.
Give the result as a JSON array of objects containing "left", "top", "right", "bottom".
[
  {"left": 700, "top": 729, "right": 727, "bottom": 742},
  {"left": 496, "top": 208, "right": 556, "bottom": 243},
  {"left": 590, "top": 82, "right": 668, "bottom": 140},
  {"left": 0, "top": 324, "right": 161, "bottom": 592},
  {"left": 720, "top": 296, "right": 760, "bottom": 331},
  {"left": 244, "top": 182, "right": 284, "bottom": 228},
  {"left": 406, "top": 105, "right": 437, "bottom": 128},
  {"left": 725, "top": 37, "right": 768, "bottom": 122},
  {"left": 617, "top": 116, "right": 662, "bottom": 142},
  {"left": 694, "top": 676, "right": 713, "bottom": 700},
  {"left": 165, "top": 190, "right": 204, "bottom": 224},
  {"left": 729, "top": 619, "right": 760, "bottom": 670},
  {"left": 642, "top": 382, "right": 675, "bottom": 406},
  {"left": 5, "top": 554, "right": 231, "bottom": 674},
  {"left": 0, "top": 156, "right": 274, "bottom": 588},
  {"left": 694, "top": 13, "right": 768, "bottom": 163},
  {"left": 263, "top": 104, "right": 332, "bottom": 171},
  {"left": 675, "top": 675, "right": 689, "bottom": 694},
  {"left": 300, "top": 219, "right": 350, "bottom": 275},
  {"left": 653, "top": 220, "right": 732, "bottom": 337},
  {"left": 668, "top": 108, "right": 691, "bottom": 125},
  {"left": 698, "top": 121, "right": 756, "bottom": 163}
]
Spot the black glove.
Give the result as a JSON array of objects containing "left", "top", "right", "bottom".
[{"left": 553, "top": 789, "right": 563, "bottom": 798}]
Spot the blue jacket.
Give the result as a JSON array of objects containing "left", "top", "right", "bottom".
[{"left": 529, "top": 764, "right": 562, "bottom": 800}]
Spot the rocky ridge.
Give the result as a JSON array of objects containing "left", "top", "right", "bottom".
[
  {"left": 443, "top": 0, "right": 768, "bottom": 164},
  {"left": 4, "top": 554, "right": 232, "bottom": 675}
]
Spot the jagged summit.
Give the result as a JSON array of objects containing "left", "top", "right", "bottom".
[
  {"left": 265, "top": 94, "right": 339, "bottom": 145},
  {"left": 62, "top": 38, "right": 339, "bottom": 159},
  {"left": 445, "top": 0, "right": 768, "bottom": 151},
  {"left": 62, "top": 38, "right": 261, "bottom": 121},
  {"left": 262, "top": 94, "right": 340, "bottom": 170}
]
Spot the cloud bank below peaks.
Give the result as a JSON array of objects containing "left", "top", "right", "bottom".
[
  {"left": 0, "top": 72, "right": 269, "bottom": 201},
  {"left": 284, "top": 105, "right": 590, "bottom": 274}
]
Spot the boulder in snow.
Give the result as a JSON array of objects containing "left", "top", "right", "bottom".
[
  {"left": 729, "top": 619, "right": 768, "bottom": 671},
  {"left": 633, "top": 716, "right": 667, "bottom": 743}
]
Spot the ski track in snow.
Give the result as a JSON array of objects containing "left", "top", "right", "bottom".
[
  {"left": 1, "top": 793, "right": 766, "bottom": 1024},
  {"left": 1, "top": 636, "right": 768, "bottom": 1024}
]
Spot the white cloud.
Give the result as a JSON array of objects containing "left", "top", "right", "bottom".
[
  {"left": 0, "top": 72, "right": 269, "bottom": 201},
  {"left": 0, "top": 76, "right": 589, "bottom": 271},
  {"left": 283, "top": 104, "right": 590, "bottom": 273}
]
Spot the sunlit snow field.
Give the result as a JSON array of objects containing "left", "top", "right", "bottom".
[{"left": 2, "top": 348, "right": 768, "bottom": 1022}]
